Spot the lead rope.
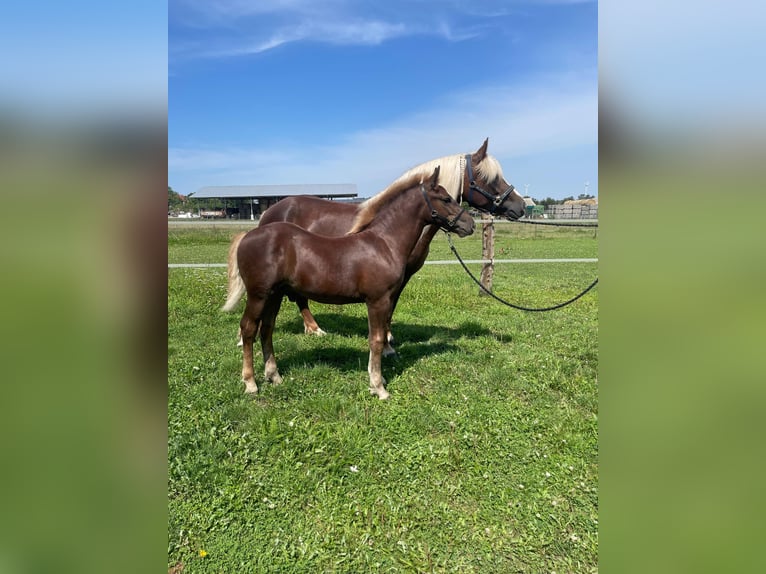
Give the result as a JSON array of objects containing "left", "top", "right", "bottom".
[{"left": 446, "top": 232, "right": 598, "bottom": 312}]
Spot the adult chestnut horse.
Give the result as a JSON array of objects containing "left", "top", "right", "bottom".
[
  {"left": 223, "top": 167, "right": 474, "bottom": 399},
  {"left": 227, "top": 138, "right": 525, "bottom": 354}
]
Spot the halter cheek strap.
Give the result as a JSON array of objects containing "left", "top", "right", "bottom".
[
  {"left": 420, "top": 184, "right": 466, "bottom": 231},
  {"left": 464, "top": 153, "right": 516, "bottom": 215}
]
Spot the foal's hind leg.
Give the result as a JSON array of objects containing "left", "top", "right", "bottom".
[
  {"left": 260, "top": 295, "right": 284, "bottom": 386},
  {"left": 240, "top": 299, "right": 264, "bottom": 394}
]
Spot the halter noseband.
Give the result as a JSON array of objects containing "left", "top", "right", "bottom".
[
  {"left": 420, "top": 184, "right": 466, "bottom": 231},
  {"left": 464, "top": 154, "right": 516, "bottom": 215}
]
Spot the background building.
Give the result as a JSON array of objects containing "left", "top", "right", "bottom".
[{"left": 191, "top": 184, "right": 358, "bottom": 219}]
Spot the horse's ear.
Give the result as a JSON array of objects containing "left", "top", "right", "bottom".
[
  {"left": 473, "top": 138, "right": 489, "bottom": 163},
  {"left": 429, "top": 165, "right": 440, "bottom": 189}
]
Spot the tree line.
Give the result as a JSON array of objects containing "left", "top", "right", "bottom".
[
  {"left": 530, "top": 194, "right": 596, "bottom": 207},
  {"left": 168, "top": 186, "right": 205, "bottom": 213}
]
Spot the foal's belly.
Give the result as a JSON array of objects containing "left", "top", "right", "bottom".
[{"left": 283, "top": 284, "right": 365, "bottom": 305}]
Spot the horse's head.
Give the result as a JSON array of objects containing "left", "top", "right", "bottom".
[
  {"left": 422, "top": 166, "right": 475, "bottom": 237},
  {"left": 462, "top": 138, "right": 526, "bottom": 220}
]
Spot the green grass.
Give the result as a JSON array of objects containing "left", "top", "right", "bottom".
[
  {"left": 168, "top": 221, "right": 598, "bottom": 264},
  {"left": 168, "top": 224, "right": 598, "bottom": 573}
]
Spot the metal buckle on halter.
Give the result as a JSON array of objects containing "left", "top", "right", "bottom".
[
  {"left": 494, "top": 184, "right": 515, "bottom": 207},
  {"left": 466, "top": 153, "right": 516, "bottom": 215}
]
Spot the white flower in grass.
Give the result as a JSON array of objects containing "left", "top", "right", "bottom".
[{"left": 350, "top": 465, "right": 359, "bottom": 473}]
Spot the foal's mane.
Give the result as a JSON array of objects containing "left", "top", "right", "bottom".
[{"left": 346, "top": 172, "right": 427, "bottom": 235}]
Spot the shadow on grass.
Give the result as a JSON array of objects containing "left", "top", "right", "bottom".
[{"left": 269, "top": 314, "right": 495, "bottom": 381}]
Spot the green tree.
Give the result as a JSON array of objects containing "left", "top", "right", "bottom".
[{"left": 168, "top": 186, "right": 183, "bottom": 212}]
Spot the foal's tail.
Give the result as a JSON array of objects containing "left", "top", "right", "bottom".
[{"left": 222, "top": 231, "right": 247, "bottom": 312}]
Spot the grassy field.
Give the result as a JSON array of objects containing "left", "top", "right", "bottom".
[{"left": 168, "top": 221, "right": 598, "bottom": 572}]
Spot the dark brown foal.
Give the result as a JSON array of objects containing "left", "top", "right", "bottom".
[{"left": 224, "top": 167, "right": 475, "bottom": 399}]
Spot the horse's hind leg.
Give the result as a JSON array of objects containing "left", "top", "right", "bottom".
[
  {"left": 294, "top": 294, "right": 326, "bottom": 336},
  {"left": 260, "top": 295, "right": 284, "bottom": 385},
  {"left": 240, "top": 299, "right": 264, "bottom": 394}
]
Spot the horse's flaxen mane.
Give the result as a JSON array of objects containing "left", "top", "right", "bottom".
[
  {"left": 396, "top": 152, "right": 505, "bottom": 202},
  {"left": 346, "top": 172, "right": 426, "bottom": 235},
  {"left": 346, "top": 150, "right": 505, "bottom": 235}
]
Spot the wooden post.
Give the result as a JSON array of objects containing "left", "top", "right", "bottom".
[{"left": 479, "top": 213, "right": 494, "bottom": 296}]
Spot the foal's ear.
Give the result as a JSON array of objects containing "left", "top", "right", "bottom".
[
  {"left": 429, "top": 165, "right": 441, "bottom": 189},
  {"left": 473, "top": 138, "right": 489, "bottom": 163}
]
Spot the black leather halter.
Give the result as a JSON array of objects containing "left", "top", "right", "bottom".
[
  {"left": 420, "top": 184, "right": 466, "bottom": 231},
  {"left": 464, "top": 153, "right": 516, "bottom": 215}
]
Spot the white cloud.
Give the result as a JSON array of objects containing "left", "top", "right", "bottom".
[
  {"left": 169, "top": 73, "right": 596, "bottom": 196},
  {"left": 170, "top": 0, "right": 524, "bottom": 60}
]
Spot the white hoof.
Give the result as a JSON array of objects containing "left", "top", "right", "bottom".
[
  {"left": 269, "top": 372, "right": 283, "bottom": 386},
  {"left": 244, "top": 380, "right": 259, "bottom": 394},
  {"left": 370, "top": 381, "right": 390, "bottom": 400},
  {"left": 306, "top": 327, "right": 327, "bottom": 336}
]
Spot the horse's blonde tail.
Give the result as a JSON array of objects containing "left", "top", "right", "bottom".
[{"left": 222, "top": 231, "right": 247, "bottom": 312}]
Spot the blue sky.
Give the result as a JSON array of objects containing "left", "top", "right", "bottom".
[{"left": 169, "top": 0, "right": 597, "bottom": 200}]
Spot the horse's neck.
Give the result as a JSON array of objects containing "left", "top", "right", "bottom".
[{"left": 365, "top": 187, "right": 432, "bottom": 259}]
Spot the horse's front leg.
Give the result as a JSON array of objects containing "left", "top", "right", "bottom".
[
  {"left": 291, "top": 294, "right": 326, "bottom": 336},
  {"left": 366, "top": 300, "right": 392, "bottom": 400},
  {"left": 382, "top": 273, "right": 415, "bottom": 357},
  {"left": 382, "top": 283, "right": 406, "bottom": 357},
  {"left": 384, "top": 240, "right": 431, "bottom": 356}
]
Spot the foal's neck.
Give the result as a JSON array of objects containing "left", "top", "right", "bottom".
[{"left": 365, "top": 186, "right": 434, "bottom": 258}]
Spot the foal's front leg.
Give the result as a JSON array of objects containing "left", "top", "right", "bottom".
[
  {"left": 366, "top": 301, "right": 392, "bottom": 400},
  {"left": 240, "top": 300, "right": 262, "bottom": 394},
  {"left": 260, "top": 295, "right": 284, "bottom": 386}
]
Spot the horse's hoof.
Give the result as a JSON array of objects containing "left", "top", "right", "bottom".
[
  {"left": 382, "top": 345, "right": 397, "bottom": 358},
  {"left": 305, "top": 327, "right": 327, "bottom": 336},
  {"left": 244, "top": 381, "right": 259, "bottom": 394},
  {"left": 370, "top": 386, "right": 390, "bottom": 400},
  {"left": 270, "top": 373, "right": 283, "bottom": 386}
]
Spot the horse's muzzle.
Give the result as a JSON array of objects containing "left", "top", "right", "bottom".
[{"left": 454, "top": 218, "right": 475, "bottom": 237}]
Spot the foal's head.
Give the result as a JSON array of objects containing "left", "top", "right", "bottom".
[{"left": 421, "top": 166, "right": 475, "bottom": 237}]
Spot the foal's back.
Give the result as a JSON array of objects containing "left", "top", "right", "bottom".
[{"left": 238, "top": 222, "right": 393, "bottom": 305}]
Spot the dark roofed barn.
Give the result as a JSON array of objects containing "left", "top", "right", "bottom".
[{"left": 193, "top": 184, "right": 358, "bottom": 219}]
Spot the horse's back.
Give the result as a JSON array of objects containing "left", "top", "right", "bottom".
[{"left": 259, "top": 195, "right": 358, "bottom": 235}]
